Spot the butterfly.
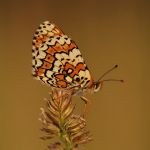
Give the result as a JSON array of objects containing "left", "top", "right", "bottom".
[{"left": 32, "top": 21, "right": 122, "bottom": 102}]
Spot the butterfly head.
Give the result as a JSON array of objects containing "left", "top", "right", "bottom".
[
  {"left": 92, "top": 81, "right": 102, "bottom": 93},
  {"left": 91, "top": 65, "right": 123, "bottom": 93}
]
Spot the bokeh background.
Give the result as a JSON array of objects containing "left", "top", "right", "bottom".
[{"left": 1, "top": 0, "right": 150, "bottom": 150}]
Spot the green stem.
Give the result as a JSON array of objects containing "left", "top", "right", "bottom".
[{"left": 59, "top": 116, "right": 73, "bottom": 150}]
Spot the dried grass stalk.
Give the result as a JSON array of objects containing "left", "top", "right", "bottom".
[{"left": 39, "top": 89, "right": 92, "bottom": 150}]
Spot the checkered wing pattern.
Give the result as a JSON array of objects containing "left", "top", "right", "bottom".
[{"left": 32, "top": 21, "right": 93, "bottom": 89}]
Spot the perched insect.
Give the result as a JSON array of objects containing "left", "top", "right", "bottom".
[{"left": 32, "top": 21, "right": 123, "bottom": 102}]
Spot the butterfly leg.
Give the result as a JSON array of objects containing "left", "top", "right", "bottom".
[
  {"left": 67, "top": 85, "right": 81, "bottom": 95},
  {"left": 80, "top": 96, "right": 91, "bottom": 118},
  {"left": 49, "top": 88, "right": 71, "bottom": 100}
]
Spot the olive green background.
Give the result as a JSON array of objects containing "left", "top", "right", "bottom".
[{"left": 1, "top": 0, "right": 150, "bottom": 150}]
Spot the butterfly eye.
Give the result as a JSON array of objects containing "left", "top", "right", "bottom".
[{"left": 94, "top": 82, "right": 101, "bottom": 92}]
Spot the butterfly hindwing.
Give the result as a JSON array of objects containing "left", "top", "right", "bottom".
[{"left": 32, "top": 21, "right": 92, "bottom": 89}]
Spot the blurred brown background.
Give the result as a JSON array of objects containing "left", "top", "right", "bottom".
[{"left": 0, "top": 0, "right": 150, "bottom": 150}]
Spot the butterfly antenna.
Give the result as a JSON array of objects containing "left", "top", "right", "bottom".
[
  {"left": 102, "top": 79, "right": 124, "bottom": 82},
  {"left": 98, "top": 65, "right": 118, "bottom": 81}
]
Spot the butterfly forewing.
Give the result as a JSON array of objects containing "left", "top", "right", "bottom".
[{"left": 32, "top": 21, "right": 93, "bottom": 89}]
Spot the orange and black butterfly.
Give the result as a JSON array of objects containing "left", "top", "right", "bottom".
[{"left": 32, "top": 21, "right": 122, "bottom": 100}]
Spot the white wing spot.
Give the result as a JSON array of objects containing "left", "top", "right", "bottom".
[
  {"left": 54, "top": 60, "right": 62, "bottom": 67},
  {"left": 66, "top": 76, "right": 72, "bottom": 82},
  {"left": 53, "top": 67, "right": 59, "bottom": 72},
  {"left": 68, "top": 69, "right": 72, "bottom": 73},
  {"left": 46, "top": 70, "right": 53, "bottom": 78},
  {"left": 36, "top": 59, "right": 43, "bottom": 67},
  {"left": 32, "top": 60, "right": 36, "bottom": 66},
  {"left": 55, "top": 53, "right": 63, "bottom": 60},
  {"left": 39, "top": 44, "right": 48, "bottom": 51},
  {"left": 37, "top": 51, "right": 46, "bottom": 59}
]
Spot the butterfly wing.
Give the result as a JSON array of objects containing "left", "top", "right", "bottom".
[{"left": 32, "top": 21, "right": 93, "bottom": 89}]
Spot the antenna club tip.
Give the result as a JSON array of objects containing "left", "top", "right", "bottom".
[
  {"left": 115, "top": 64, "right": 118, "bottom": 68},
  {"left": 120, "top": 80, "right": 124, "bottom": 83}
]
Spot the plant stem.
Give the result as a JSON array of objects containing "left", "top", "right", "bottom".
[{"left": 59, "top": 111, "right": 73, "bottom": 150}]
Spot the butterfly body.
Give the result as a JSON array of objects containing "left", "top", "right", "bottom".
[{"left": 32, "top": 21, "right": 99, "bottom": 95}]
